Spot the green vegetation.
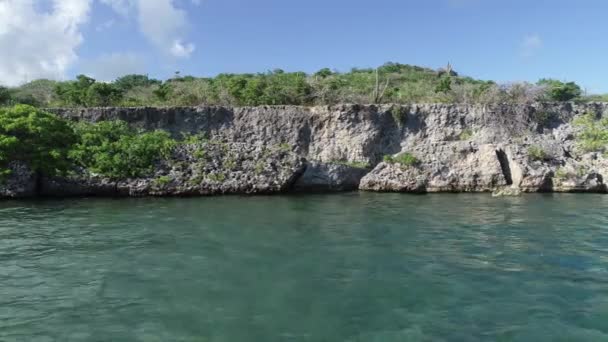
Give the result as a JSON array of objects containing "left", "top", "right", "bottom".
[
  {"left": 254, "top": 162, "right": 265, "bottom": 175},
  {"left": 0, "top": 105, "right": 76, "bottom": 179},
  {"left": 276, "top": 143, "right": 292, "bottom": 152},
  {"left": 383, "top": 152, "right": 419, "bottom": 167},
  {"left": 390, "top": 106, "right": 408, "bottom": 128},
  {"left": 70, "top": 121, "right": 176, "bottom": 179},
  {"left": 573, "top": 112, "right": 608, "bottom": 153},
  {"left": 223, "top": 155, "right": 237, "bottom": 170},
  {"left": 153, "top": 175, "right": 172, "bottom": 187},
  {"left": 536, "top": 79, "right": 582, "bottom": 102},
  {"left": 208, "top": 173, "right": 226, "bottom": 182},
  {"left": 1, "top": 63, "right": 597, "bottom": 108},
  {"left": 459, "top": 129, "right": 473, "bottom": 140},
  {"left": 554, "top": 167, "right": 569, "bottom": 179},
  {"left": 527, "top": 145, "right": 548, "bottom": 161},
  {"left": 330, "top": 160, "right": 370, "bottom": 169},
  {"left": 0, "top": 105, "right": 178, "bottom": 181},
  {"left": 533, "top": 111, "right": 555, "bottom": 126}
]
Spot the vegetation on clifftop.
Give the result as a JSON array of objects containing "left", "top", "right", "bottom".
[{"left": 0, "top": 62, "right": 592, "bottom": 108}]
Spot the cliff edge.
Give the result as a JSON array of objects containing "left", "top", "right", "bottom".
[{"left": 2, "top": 103, "right": 607, "bottom": 197}]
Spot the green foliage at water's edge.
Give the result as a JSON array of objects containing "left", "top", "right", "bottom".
[{"left": 0, "top": 105, "right": 177, "bottom": 181}]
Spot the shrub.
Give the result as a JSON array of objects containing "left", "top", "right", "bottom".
[
  {"left": 533, "top": 111, "right": 555, "bottom": 126},
  {"left": 527, "top": 145, "right": 548, "bottom": 161},
  {"left": 70, "top": 120, "right": 176, "bottom": 179},
  {"left": 208, "top": 173, "right": 226, "bottom": 182},
  {"left": 86, "top": 83, "right": 123, "bottom": 107},
  {"left": 390, "top": 106, "right": 407, "bottom": 127},
  {"left": 330, "top": 160, "right": 370, "bottom": 169},
  {"left": 277, "top": 143, "right": 291, "bottom": 152},
  {"left": 435, "top": 76, "right": 452, "bottom": 94},
  {"left": 114, "top": 74, "right": 161, "bottom": 92},
  {"left": 55, "top": 75, "right": 96, "bottom": 106},
  {"left": 554, "top": 167, "right": 569, "bottom": 179},
  {"left": 153, "top": 175, "right": 172, "bottom": 187},
  {"left": 459, "top": 129, "right": 473, "bottom": 140},
  {"left": 573, "top": 112, "right": 608, "bottom": 153},
  {"left": 0, "top": 86, "right": 12, "bottom": 106},
  {"left": 0, "top": 105, "right": 77, "bottom": 178},
  {"left": 537, "top": 79, "right": 582, "bottom": 101},
  {"left": 384, "top": 152, "right": 418, "bottom": 166},
  {"left": 383, "top": 155, "right": 395, "bottom": 163}
]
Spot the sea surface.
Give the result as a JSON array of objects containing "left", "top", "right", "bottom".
[{"left": 1, "top": 193, "right": 607, "bottom": 341}]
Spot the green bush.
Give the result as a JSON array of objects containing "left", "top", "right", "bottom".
[
  {"left": 70, "top": 121, "right": 176, "bottom": 179},
  {"left": 573, "top": 112, "right": 608, "bottom": 153},
  {"left": 114, "top": 74, "right": 161, "bottom": 92},
  {"left": 330, "top": 160, "right": 370, "bottom": 169},
  {"left": 459, "top": 129, "right": 473, "bottom": 140},
  {"left": 383, "top": 155, "right": 395, "bottom": 163},
  {"left": 0, "top": 105, "right": 77, "bottom": 178},
  {"left": 86, "top": 83, "right": 123, "bottom": 107},
  {"left": 527, "top": 145, "right": 548, "bottom": 161},
  {"left": 390, "top": 106, "right": 407, "bottom": 127},
  {"left": 435, "top": 76, "right": 452, "bottom": 94},
  {"left": 153, "top": 175, "right": 172, "bottom": 187},
  {"left": 55, "top": 75, "right": 96, "bottom": 106},
  {"left": 537, "top": 79, "right": 582, "bottom": 101},
  {"left": 0, "top": 86, "right": 12, "bottom": 106},
  {"left": 384, "top": 152, "right": 418, "bottom": 166},
  {"left": 533, "top": 111, "right": 555, "bottom": 126},
  {"left": 554, "top": 167, "right": 569, "bottom": 179}
]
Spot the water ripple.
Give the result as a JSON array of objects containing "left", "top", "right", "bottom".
[{"left": 0, "top": 194, "right": 607, "bottom": 341}]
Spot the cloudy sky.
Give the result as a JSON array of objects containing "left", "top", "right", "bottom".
[{"left": 1, "top": 0, "right": 608, "bottom": 92}]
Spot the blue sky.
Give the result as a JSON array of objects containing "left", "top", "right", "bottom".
[{"left": 2, "top": 0, "right": 608, "bottom": 92}]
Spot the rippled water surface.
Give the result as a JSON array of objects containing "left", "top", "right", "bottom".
[{"left": 1, "top": 193, "right": 608, "bottom": 341}]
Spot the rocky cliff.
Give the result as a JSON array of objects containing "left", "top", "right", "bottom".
[{"left": 2, "top": 103, "right": 607, "bottom": 197}]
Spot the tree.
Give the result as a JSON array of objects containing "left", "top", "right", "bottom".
[
  {"left": 153, "top": 83, "right": 172, "bottom": 101},
  {"left": 0, "top": 87, "right": 12, "bottom": 106},
  {"left": 0, "top": 105, "right": 77, "bottom": 178},
  {"left": 435, "top": 76, "right": 452, "bottom": 94},
  {"left": 114, "top": 74, "right": 161, "bottom": 92},
  {"left": 537, "top": 79, "right": 582, "bottom": 101},
  {"left": 86, "top": 83, "right": 123, "bottom": 107},
  {"left": 55, "top": 75, "right": 97, "bottom": 106},
  {"left": 314, "top": 68, "right": 334, "bottom": 79}
]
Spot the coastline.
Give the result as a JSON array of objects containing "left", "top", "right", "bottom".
[{"left": 2, "top": 103, "right": 608, "bottom": 198}]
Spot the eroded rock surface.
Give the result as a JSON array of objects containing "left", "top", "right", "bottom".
[{"left": 2, "top": 102, "right": 607, "bottom": 197}]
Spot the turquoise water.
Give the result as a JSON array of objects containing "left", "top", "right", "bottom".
[{"left": 1, "top": 193, "right": 608, "bottom": 341}]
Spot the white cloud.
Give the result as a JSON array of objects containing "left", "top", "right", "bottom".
[
  {"left": 521, "top": 34, "right": 542, "bottom": 57},
  {"left": 170, "top": 39, "right": 195, "bottom": 58},
  {"left": 80, "top": 52, "right": 146, "bottom": 81},
  {"left": 136, "top": 0, "right": 195, "bottom": 58},
  {"left": 100, "top": 0, "right": 196, "bottom": 58},
  {"left": 96, "top": 19, "right": 115, "bottom": 31},
  {"left": 99, "top": 0, "right": 134, "bottom": 16},
  {"left": 0, "top": 0, "right": 92, "bottom": 86}
]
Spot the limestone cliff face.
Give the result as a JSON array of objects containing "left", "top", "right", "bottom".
[{"left": 2, "top": 103, "right": 607, "bottom": 197}]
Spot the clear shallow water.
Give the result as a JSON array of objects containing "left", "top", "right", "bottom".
[{"left": 1, "top": 194, "right": 608, "bottom": 342}]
